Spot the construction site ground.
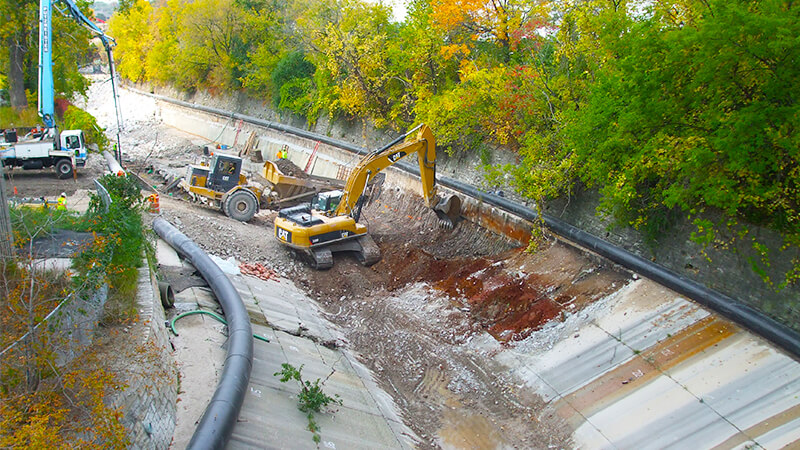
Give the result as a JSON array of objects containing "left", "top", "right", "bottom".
[
  {"left": 6, "top": 79, "right": 800, "bottom": 449},
  {"left": 153, "top": 180, "right": 582, "bottom": 448}
]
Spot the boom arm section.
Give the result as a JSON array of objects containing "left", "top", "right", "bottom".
[
  {"left": 335, "top": 124, "right": 439, "bottom": 221},
  {"left": 38, "top": 0, "right": 117, "bottom": 129}
]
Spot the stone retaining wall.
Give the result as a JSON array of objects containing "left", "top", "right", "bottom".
[{"left": 114, "top": 266, "right": 178, "bottom": 449}]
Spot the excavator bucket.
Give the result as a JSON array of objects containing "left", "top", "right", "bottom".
[{"left": 433, "top": 194, "right": 461, "bottom": 229}]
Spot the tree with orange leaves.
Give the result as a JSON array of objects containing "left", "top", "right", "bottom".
[{"left": 430, "top": 0, "right": 550, "bottom": 61}]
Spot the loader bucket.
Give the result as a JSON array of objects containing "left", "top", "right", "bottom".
[{"left": 433, "top": 194, "right": 461, "bottom": 229}]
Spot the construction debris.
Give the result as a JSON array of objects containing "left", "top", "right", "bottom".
[{"left": 239, "top": 262, "right": 279, "bottom": 282}]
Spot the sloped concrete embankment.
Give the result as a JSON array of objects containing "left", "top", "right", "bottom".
[
  {"left": 486, "top": 277, "right": 800, "bottom": 448},
  {"left": 154, "top": 224, "right": 420, "bottom": 448}
]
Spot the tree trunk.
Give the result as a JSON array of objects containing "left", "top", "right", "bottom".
[
  {"left": 8, "top": 33, "right": 28, "bottom": 111},
  {"left": 0, "top": 164, "right": 11, "bottom": 259}
]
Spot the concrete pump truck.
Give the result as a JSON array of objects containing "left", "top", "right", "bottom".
[
  {"left": 274, "top": 124, "right": 462, "bottom": 269},
  {"left": 0, "top": 0, "right": 121, "bottom": 178}
]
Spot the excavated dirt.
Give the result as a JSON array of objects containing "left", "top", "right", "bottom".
[{"left": 274, "top": 158, "right": 309, "bottom": 178}]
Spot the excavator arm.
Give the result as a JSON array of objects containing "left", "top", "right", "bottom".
[{"left": 334, "top": 124, "right": 460, "bottom": 226}]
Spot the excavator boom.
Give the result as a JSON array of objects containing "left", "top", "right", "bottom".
[{"left": 335, "top": 124, "right": 459, "bottom": 225}]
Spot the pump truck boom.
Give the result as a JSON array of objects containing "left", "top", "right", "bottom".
[{"left": 274, "top": 124, "right": 461, "bottom": 269}]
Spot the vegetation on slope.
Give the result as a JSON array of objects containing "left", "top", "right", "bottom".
[
  {"left": 107, "top": 0, "right": 798, "bottom": 290},
  {"left": 0, "top": 174, "right": 148, "bottom": 445}
]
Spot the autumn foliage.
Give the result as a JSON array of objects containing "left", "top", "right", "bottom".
[
  {"left": 0, "top": 174, "right": 148, "bottom": 445},
  {"left": 105, "top": 0, "right": 799, "bottom": 288}
]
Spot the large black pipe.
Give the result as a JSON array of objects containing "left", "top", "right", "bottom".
[
  {"left": 152, "top": 217, "right": 253, "bottom": 449},
  {"left": 141, "top": 89, "right": 800, "bottom": 358}
]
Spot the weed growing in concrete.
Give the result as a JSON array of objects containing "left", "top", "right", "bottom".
[{"left": 274, "top": 363, "right": 341, "bottom": 443}]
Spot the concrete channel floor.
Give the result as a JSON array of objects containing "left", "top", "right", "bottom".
[
  {"left": 157, "top": 239, "right": 417, "bottom": 449},
  {"left": 158, "top": 237, "right": 800, "bottom": 449},
  {"left": 488, "top": 278, "right": 800, "bottom": 449}
]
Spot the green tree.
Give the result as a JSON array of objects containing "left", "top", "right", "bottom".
[
  {"left": 271, "top": 51, "right": 315, "bottom": 110},
  {"left": 311, "top": 0, "right": 395, "bottom": 126},
  {"left": 177, "top": 0, "right": 250, "bottom": 90},
  {"left": 566, "top": 0, "right": 800, "bottom": 286},
  {"left": 107, "top": 0, "right": 154, "bottom": 82},
  {"left": 0, "top": 0, "right": 97, "bottom": 112},
  {"left": 239, "top": 0, "right": 289, "bottom": 98}
]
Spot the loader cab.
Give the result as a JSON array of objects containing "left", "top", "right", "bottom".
[
  {"left": 312, "top": 190, "right": 343, "bottom": 215},
  {"left": 208, "top": 154, "right": 242, "bottom": 192}
]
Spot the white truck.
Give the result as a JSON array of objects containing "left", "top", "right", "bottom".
[{"left": 0, "top": 129, "right": 88, "bottom": 178}]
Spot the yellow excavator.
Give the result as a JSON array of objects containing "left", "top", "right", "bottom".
[{"left": 274, "top": 124, "right": 461, "bottom": 269}]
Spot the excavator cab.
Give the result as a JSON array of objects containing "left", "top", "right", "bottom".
[
  {"left": 311, "top": 190, "right": 343, "bottom": 215},
  {"left": 208, "top": 155, "right": 242, "bottom": 192}
]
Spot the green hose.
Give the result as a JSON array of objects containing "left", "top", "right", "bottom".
[{"left": 170, "top": 310, "right": 270, "bottom": 343}]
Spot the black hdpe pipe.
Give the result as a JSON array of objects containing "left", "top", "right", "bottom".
[
  {"left": 153, "top": 217, "right": 253, "bottom": 449},
  {"left": 142, "top": 90, "right": 800, "bottom": 359}
]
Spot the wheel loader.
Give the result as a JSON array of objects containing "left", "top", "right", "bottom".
[
  {"left": 180, "top": 152, "right": 346, "bottom": 222},
  {"left": 181, "top": 154, "right": 264, "bottom": 221},
  {"left": 274, "top": 124, "right": 462, "bottom": 269}
]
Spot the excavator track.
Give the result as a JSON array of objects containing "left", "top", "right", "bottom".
[
  {"left": 309, "top": 247, "right": 333, "bottom": 270},
  {"left": 357, "top": 234, "right": 381, "bottom": 266}
]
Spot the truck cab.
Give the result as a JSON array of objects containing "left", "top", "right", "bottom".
[
  {"left": 59, "top": 130, "right": 87, "bottom": 167},
  {"left": 207, "top": 154, "right": 243, "bottom": 192}
]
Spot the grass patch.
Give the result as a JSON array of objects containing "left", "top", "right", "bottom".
[{"left": 0, "top": 106, "right": 40, "bottom": 129}]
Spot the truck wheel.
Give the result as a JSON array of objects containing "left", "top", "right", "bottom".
[
  {"left": 223, "top": 190, "right": 258, "bottom": 222},
  {"left": 55, "top": 159, "right": 74, "bottom": 179}
]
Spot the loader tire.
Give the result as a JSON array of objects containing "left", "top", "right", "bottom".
[
  {"left": 223, "top": 190, "right": 258, "bottom": 222},
  {"left": 55, "top": 159, "right": 74, "bottom": 179}
]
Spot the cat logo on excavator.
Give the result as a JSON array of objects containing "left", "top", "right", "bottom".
[{"left": 388, "top": 151, "right": 406, "bottom": 163}]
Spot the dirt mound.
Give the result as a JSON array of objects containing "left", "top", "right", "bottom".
[{"left": 274, "top": 158, "right": 308, "bottom": 178}]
